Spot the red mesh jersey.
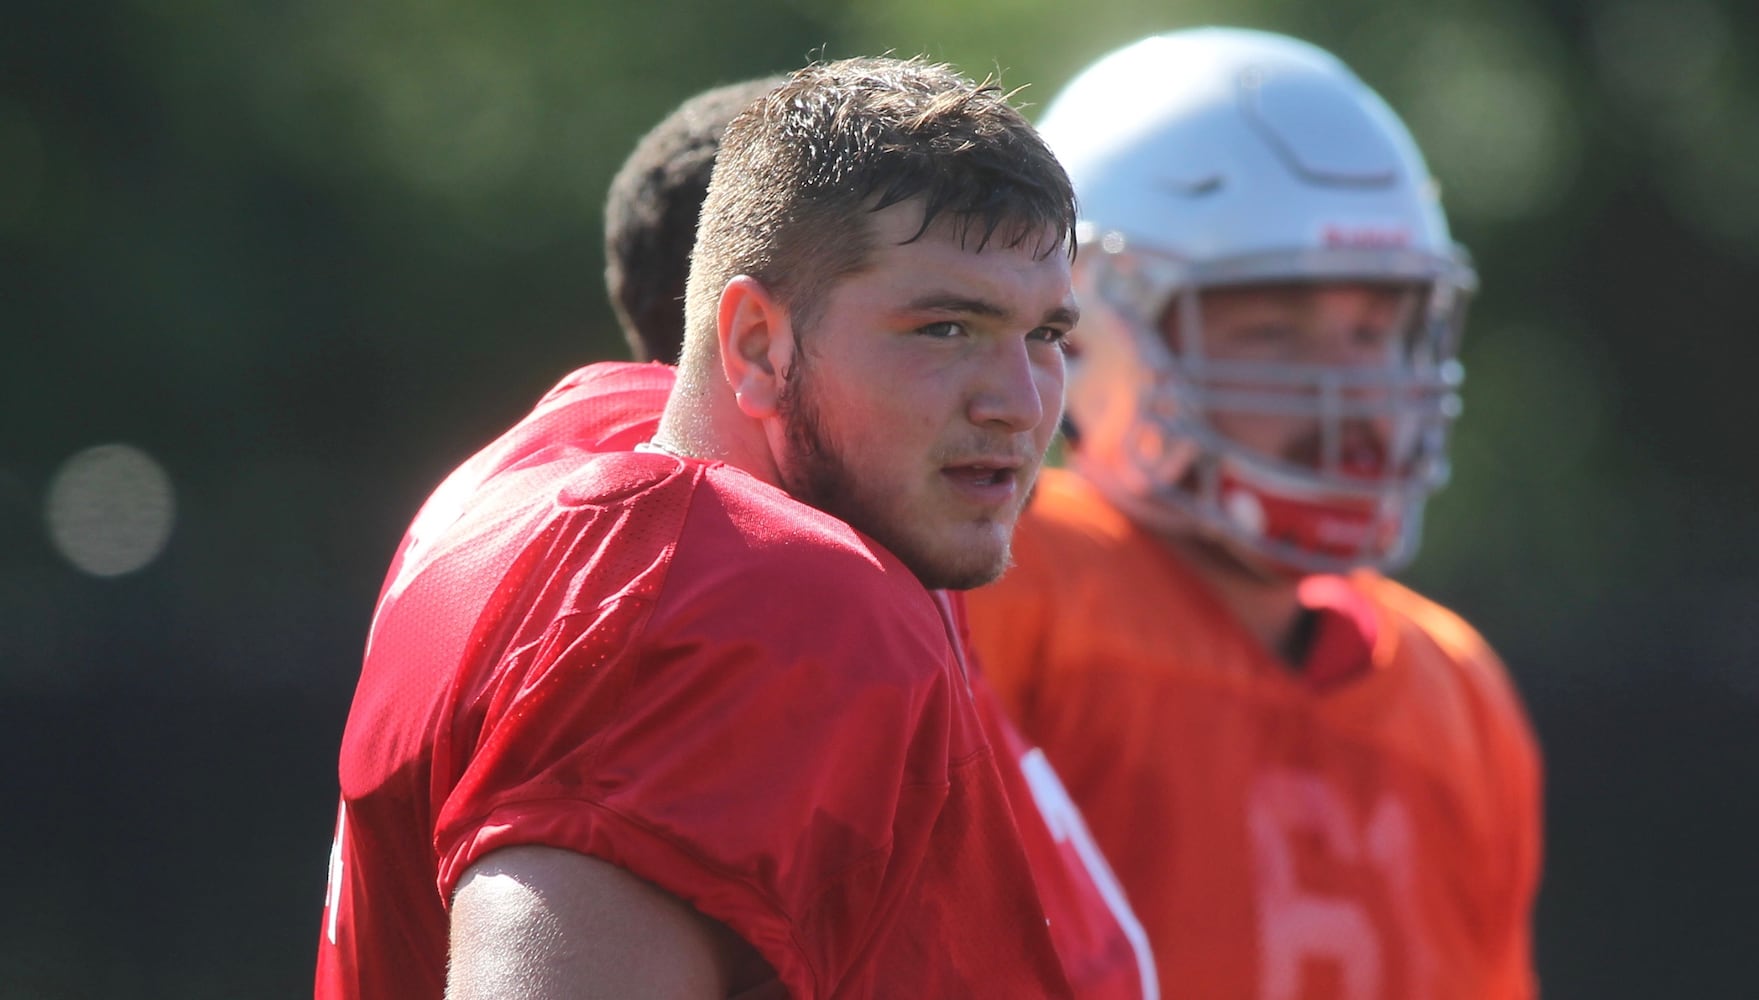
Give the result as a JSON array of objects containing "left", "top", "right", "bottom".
[
  {"left": 965, "top": 469, "right": 1543, "bottom": 1000},
  {"left": 315, "top": 365, "right": 1131, "bottom": 998},
  {"left": 948, "top": 591, "right": 1159, "bottom": 1000}
]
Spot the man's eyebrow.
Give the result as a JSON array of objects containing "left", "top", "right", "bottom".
[
  {"left": 903, "top": 292, "right": 1010, "bottom": 318},
  {"left": 1043, "top": 304, "right": 1080, "bottom": 328},
  {"left": 903, "top": 293, "right": 1080, "bottom": 327}
]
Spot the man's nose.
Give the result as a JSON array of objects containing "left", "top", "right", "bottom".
[{"left": 969, "top": 338, "right": 1052, "bottom": 432}]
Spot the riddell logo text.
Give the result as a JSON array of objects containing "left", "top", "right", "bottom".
[{"left": 1319, "top": 225, "right": 1411, "bottom": 248}]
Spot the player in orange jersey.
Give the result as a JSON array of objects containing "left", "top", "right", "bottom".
[{"left": 964, "top": 28, "right": 1544, "bottom": 1000}]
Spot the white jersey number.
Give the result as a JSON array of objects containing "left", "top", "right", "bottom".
[
  {"left": 1021, "top": 748, "right": 1161, "bottom": 1000},
  {"left": 324, "top": 799, "right": 347, "bottom": 946},
  {"left": 1247, "top": 769, "right": 1433, "bottom": 1000}
]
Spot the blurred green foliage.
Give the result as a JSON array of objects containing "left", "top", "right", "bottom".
[{"left": 4, "top": 0, "right": 1758, "bottom": 995}]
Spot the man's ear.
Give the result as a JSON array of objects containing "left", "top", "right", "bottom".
[{"left": 717, "top": 274, "right": 794, "bottom": 419}]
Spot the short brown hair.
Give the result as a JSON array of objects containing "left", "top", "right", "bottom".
[
  {"left": 681, "top": 56, "right": 1076, "bottom": 377},
  {"left": 603, "top": 76, "right": 786, "bottom": 364}
]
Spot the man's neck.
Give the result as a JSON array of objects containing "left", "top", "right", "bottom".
[
  {"left": 653, "top": 375, "right": 781, "bottom": 487},
  {"left": 1167, "top": 534, "right": 1309, "bottom": 666}
]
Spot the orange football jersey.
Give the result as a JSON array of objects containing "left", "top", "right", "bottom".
[{"left": 966, "top": 468, "right": 1543, "bottom": 1000}]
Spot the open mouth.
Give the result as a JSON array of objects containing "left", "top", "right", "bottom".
[
  {"left": 1337, "top": 425, "right": 1390, "bottom": 479},
  {"left": 953, "top": 464, "right": 1015, "bottom": 487},
  {"left": 941, "top": 461, "right": 1023, "bottom": 504},
  {"left": 1338, "top": 449, "right": 1388, "bottom": 480}
]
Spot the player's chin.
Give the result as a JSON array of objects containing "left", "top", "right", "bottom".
[{"left": 910, "top": 524, "right": 1013, "bottom": 591}]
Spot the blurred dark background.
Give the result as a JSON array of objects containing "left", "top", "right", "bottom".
[{"left": 4, "top": 0, "right": 1757, "bottom": 995}]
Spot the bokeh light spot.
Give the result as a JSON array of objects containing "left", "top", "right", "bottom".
[{"left": 44, "top": 444, "right": 177, "bottom": 577}]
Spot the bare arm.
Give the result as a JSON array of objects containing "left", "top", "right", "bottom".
[{"left": 446, "top": 845, "right": 769, "bottom": 999}]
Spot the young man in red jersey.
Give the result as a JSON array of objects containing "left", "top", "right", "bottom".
[
  {"left": 318, "top": 56, "right": 1128, "bottom": 999},
  {"left": 602, "top": 74, "right": 1158, "bottom": 998},
  {"left": 965, "top": 29, "right": 1543, "bottom": 1000}
]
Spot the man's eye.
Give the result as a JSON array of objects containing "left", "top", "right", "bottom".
[
  {"left": 1030, "top": 327, "right": 1072, "bottom": 350},
  {"left": 919, "top": 321, "right": 963, "bottom": 338}
]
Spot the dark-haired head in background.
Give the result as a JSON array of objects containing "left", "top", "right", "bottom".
[{"left": 603, "top": 76, "right": 785, "bottom": 364}]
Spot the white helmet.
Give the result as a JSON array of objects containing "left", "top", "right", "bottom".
[{"left": 1042, "top": 27, "right": 1477, "bottom": 574}]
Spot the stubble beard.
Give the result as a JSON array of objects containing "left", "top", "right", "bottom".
[{"left": 775, "top": 349, "right": 1012, "bottom": 591}]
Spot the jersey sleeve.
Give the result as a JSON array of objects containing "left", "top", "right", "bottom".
[
  {"left": 1473, "top": 642, "right": 1544, "bottom": 1000},
  {"left": 429, "top": 477, "right": 967, "bottom": 999},
  {"left": 1382, "top": 581, "right": 1545, "bottom": 999}
]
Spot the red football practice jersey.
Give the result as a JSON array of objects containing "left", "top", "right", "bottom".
[{"left": 317, "top": 366, "right": 1147, "bottom": 999}]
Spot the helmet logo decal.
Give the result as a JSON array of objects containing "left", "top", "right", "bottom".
[
  {"left": 1318, "top": 223, "right": 1412, "bottom": 248},
  {"left": 1155, "top": 174, "right": 1226, "bottom": 198}
]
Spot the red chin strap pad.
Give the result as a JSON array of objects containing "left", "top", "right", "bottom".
[{"left": 1218, "top": 470, "right": 1401, "bottom": 567}]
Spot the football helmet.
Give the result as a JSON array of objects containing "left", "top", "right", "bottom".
[{"left": 1041, "top": 28, "right": 1477, "bottom": 574}]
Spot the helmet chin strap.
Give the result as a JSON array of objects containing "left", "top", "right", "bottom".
[
  {"left": 1090, "top": 438, "right": 1411, "bottom": 578},
  {"left": 1214, "top": 463, "right": 1400, "bottom": 574}
]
